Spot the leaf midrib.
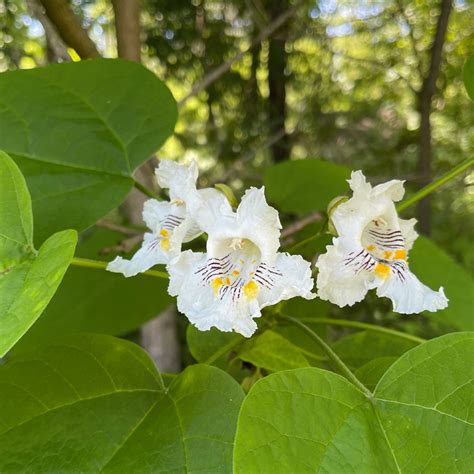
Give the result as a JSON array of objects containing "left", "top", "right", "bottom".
[{"left": 0, "top": 388, "right": 162, "bottom": 438}]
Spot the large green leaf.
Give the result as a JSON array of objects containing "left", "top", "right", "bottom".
[
  {"left": 13, "top": 228, "right": 172, "bottom": 354},
  {"left": 0, "top": 59, "right": 177, "bottom": 242},
  {"left": 0, "top": 334, "right": 244, "bottom": 472},
  {"left": 234, "top": 332, "right": 474, "bottom": 473},
  {"left": 264, "top": 159, "right": 350, "bottom": 215},
  {"left": 0, "top": 152, "right": 76, "bottom": 356},
  {"left": 464, "top": 55, "right": 474, "bottom": 101},
  {"left": 409, "top": 235, "right": 474, "bottom": 331}
]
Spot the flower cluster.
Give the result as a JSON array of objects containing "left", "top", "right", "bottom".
[{"left": 108, "top": 161, "right": 448, "bottom": 337}]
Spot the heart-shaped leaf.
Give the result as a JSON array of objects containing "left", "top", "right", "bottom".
[
  {"left": 234, "top": 332, "right": 474, "bottom": 473},
  {"left": 0, "top": 152, "right": 76, "bottom": 356},
  {"left": 0, "top": 334, "right": 244, "bottom": 472},
  {"left": 0, "top": 59, "right": 177, "bottom": 242}
]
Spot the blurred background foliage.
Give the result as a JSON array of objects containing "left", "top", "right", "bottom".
[
  {"left": 0, "top": 0, "right": 472, "bottom": 369},
  {"left": 2, "top": 0, "right": 471, "bottom": 264}
]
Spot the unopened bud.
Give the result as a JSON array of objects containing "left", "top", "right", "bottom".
[
  {"left": 214, "top": 183, "right": 238, "bottom": 208},
  {"left": 327, "top": 195, "right": 349, "bottom": 236}
]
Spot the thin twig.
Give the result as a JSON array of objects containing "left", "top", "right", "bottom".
[
  {"left": 99, "top": 235, "right": 143, "bottom": 255},
  {"left": 281, "top": 212, "right": 322, "bottom": 240},
  {"left": 96, "top": 220, "right": 142, "bottom": 236}
]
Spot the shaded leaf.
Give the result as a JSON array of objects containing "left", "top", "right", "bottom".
[
  {"left": 0, "top": 59, "right": 177, "bottom": 242},
  {"left": 264, "top": 159, "right": 350, "bottom": 215},
  {"left": 331, "top": 330, "right": 418, "bottom": 369},
  {"left": 464, "top": 55, "right": 474, "bottom": 101},
  {"left": 409, "top": 235, "right": 474, "bottom": 331},
  {"left": 354, "top": 356, "right": 398, "bottom": 392},
  {"left": 238, "top": 330, "right": 310, "bottom": 372}
]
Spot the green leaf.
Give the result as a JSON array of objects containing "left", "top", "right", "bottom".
[
  {"left": 332, "top": 330, "right": 418, "bottom": 369},
  {"left": 187, "top": 324, "right": 244, "bottom": 367},
  {"left": 13, "top": 228, "right": 173, "bottom": 354},
  {"left": 0, "top": 152, "right": 77, "bottom": 356},
  {"left": 234, "top": 332, "right": 474, "bottom": 473},
  {"left": 0, "top": 334, "right": 245, "bottom": 472},
  {"left": 354, "top": 356, "right": 398, "bottom": 392},
  {"left": 274, "top": 298, "right": 329, "bottom": 362},
  {"left": 0, "top": 151, "right": 33, "bottom": 260},
  {"left": 0, "top": 59, "right": 177, "bottom": 242},
  {"left": 264, "top": 159, "right": 350, "bottom": 215},
  {"left": 409, "top": 235, "right": 474, "bottom": 331},
  {"left": 238, "top": 330, "right": 310, "bottom": 372},
  {"left": 464, "top": 55, "right": 474, "bottom": 101}
]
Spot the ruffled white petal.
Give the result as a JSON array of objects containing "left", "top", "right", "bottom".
[
  {"left": 235, "top": 187, "right": 281, "bottom": 262},
  {"left": 257, "top": 253, "right": 316, "bottom": 308},
  {"left": 398, "top": 217, "right": 418, "bottom": 250},
  {"left": 142, "top": 199, "right": 179, "bottom": 234},
  {"left": 372, "top": 179, "right": 405, "bottom": 202},
  {"left": 190, "top": 187, "right": 234, "bottom": 227},
  {"left": 376, "top": 267, "right": 448, "bottom": 314},
  {"left": 107, "top": 233, "right": 167, "bottom": 277},
  {"left": 167, "top": 250, "right": 260, "bottom": 337},
  {"left": 155, "top": 159, "right": 199, "bottom": 201},
  {"left": 348, "top": 170, "right": 372, "bottom": 196},
  {"left": 316, "top": 241, "right": 375, "bottom": 307}
]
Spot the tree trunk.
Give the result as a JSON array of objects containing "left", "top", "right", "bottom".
[
  {"left": 416, "top": 0, "right": 452, "bottom": 235},
  {"left": 267, "top": 0, "right": 289, "bottom": 163},
  {"left": 112, "top": 0, "right": 182, "bottom": 373}
]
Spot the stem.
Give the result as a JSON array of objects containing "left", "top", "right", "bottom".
[
  {"left": 294, "top": 317, "right": 425, "bottom": 345},
  {"left": 70, "top": 257, "right": 169, "bottom": 279},
  {"left": 277, "top": 315, "right": 372, "bottom": 397},
  {"left": 133, "top": 180, "right": 160, "bottom": 200},
  {"left": 397, "top": 157, "right": 473, "bottom": 212}
]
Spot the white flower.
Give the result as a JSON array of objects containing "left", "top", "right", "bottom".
[
  {"left": 316, "top": 171, "right": 448, "bottom": 314},
  {"left": 107, "top": 160, "right": 229, "bottom": 277},
  {"left": 168, "top": 187, "right": 316, "bottom": 337}
]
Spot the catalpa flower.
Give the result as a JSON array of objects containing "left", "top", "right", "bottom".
[
  {"left": 168, "top": 187, "right": 316, "bottom": 337},
  {"left": 107, "top": 160, "right": 228, "bottom": 277},
  {"left": 316, "top": 171, "right": 448, "bottom": 313}
]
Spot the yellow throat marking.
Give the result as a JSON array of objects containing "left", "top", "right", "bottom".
[
  {"left": 211, "top": 277, "right": 224, "bottom": 296},
  {"left": 394, "top": 249, "right": 407, "bottom": 260},
  {"left": 160, "top": 239, "right": 171, "bottom": 251},
  {"left": 243, "top": 280, "right": 259, "bottom": 300},
  {"left": 374, "top": 262, "right": 390, "bottom": 279}
]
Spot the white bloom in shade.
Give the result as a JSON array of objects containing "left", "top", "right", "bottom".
[
  {"left": 107, "top": 160, "right": 229, "bottom": 277},
  {"left": 316, "top": 171, "right": 448, "bottom": 314},
  {"left": 167, "top": 187, "right": 316, "bottom": 337}
]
